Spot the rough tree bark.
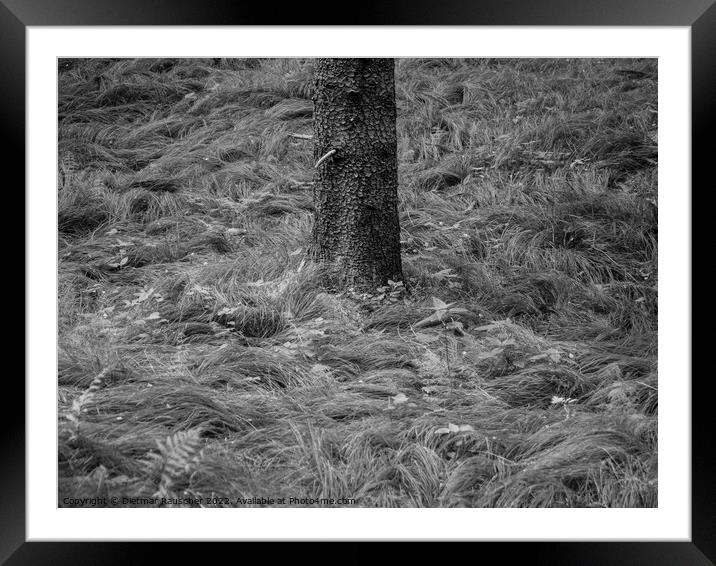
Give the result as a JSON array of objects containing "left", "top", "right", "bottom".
[{"left": 311, "top": 58, "right": 403, "bottom": 290}]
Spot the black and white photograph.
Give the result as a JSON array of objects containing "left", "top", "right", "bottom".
[
  {"left": 5, "top": 0, "right": 705, "bottom": 557},
  {"left": 56, "top": 56, "right": 660, "bottom": 509}
]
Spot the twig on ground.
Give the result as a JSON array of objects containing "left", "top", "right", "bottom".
[
  {"left": 289, "top": 133, "right": 313, "bottom": 140},
  {"left": 314, "top": 149, "right": 337, "bottom": 168}
]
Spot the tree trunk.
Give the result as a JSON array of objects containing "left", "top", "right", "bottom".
[{"left": 311, "top": 58, "right": 403, "bottom": 290}]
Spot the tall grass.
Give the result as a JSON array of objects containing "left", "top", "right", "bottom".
[{"left": 58, "top": 57, "right": 657, "bottom": 508}]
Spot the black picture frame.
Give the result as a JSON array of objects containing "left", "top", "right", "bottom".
[{"left": 10, "top": 1, "right": 708, "bottom": 563}]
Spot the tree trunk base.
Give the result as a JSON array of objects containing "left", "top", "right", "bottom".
[{"left": 311, "top": 58, "right": 404, "bottom": 292}]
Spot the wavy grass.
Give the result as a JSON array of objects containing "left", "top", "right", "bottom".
[{"left": 58, "top": 57, "right": 657, "bottom": 508}]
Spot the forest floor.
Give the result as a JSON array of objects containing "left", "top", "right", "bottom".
[{"left": 58, "top": 58, "right": 658, "bottom": 508}]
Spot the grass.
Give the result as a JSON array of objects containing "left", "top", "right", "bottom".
[{"left": 58, "top": 57, "right": 658, "bottom": 508}]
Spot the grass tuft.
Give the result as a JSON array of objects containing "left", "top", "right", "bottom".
[{"left": 58, "top": 57, "right": 658, "bottom": 508}]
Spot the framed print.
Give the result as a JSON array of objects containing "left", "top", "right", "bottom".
[{"left": 12, "top": 0, "right": 709, "bottom": 563}]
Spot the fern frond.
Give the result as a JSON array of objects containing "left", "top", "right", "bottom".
[
  {"left": 153, "top": 428, "right": 204, "bottom": 503},
  {"left": 87, "top": 367, "right": 112, "bottom": 394},
  {"left": 60, "top": 367, "right": 113, "bottom": 441}
]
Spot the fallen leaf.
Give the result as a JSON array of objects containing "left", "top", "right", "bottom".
[
  {"left": 431, "top": 297, "right": 452, "bottom": 311},
  {"left": 217, "top": 307, "right": 239, "bottom": 316},
  {"left": 392, "top": 393, "right": 408, "bottom": 405},
  {"left": 434, "top": 269, "right": 457, "bottom": 279},
  {"left": 447, "top": 307, "right": 471, "bottom": 315},
  {"left": 414, "top": 332, "right": 439, "bottom": 344},
  {"left": 134, "top": 287, "right": 155, "bottom": 303},
  {"left": 445, "top": 320, "right": 465, "bottom": 336},
  {"left": 414, "top": 311, "right": 444, "bottom": 329}
]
